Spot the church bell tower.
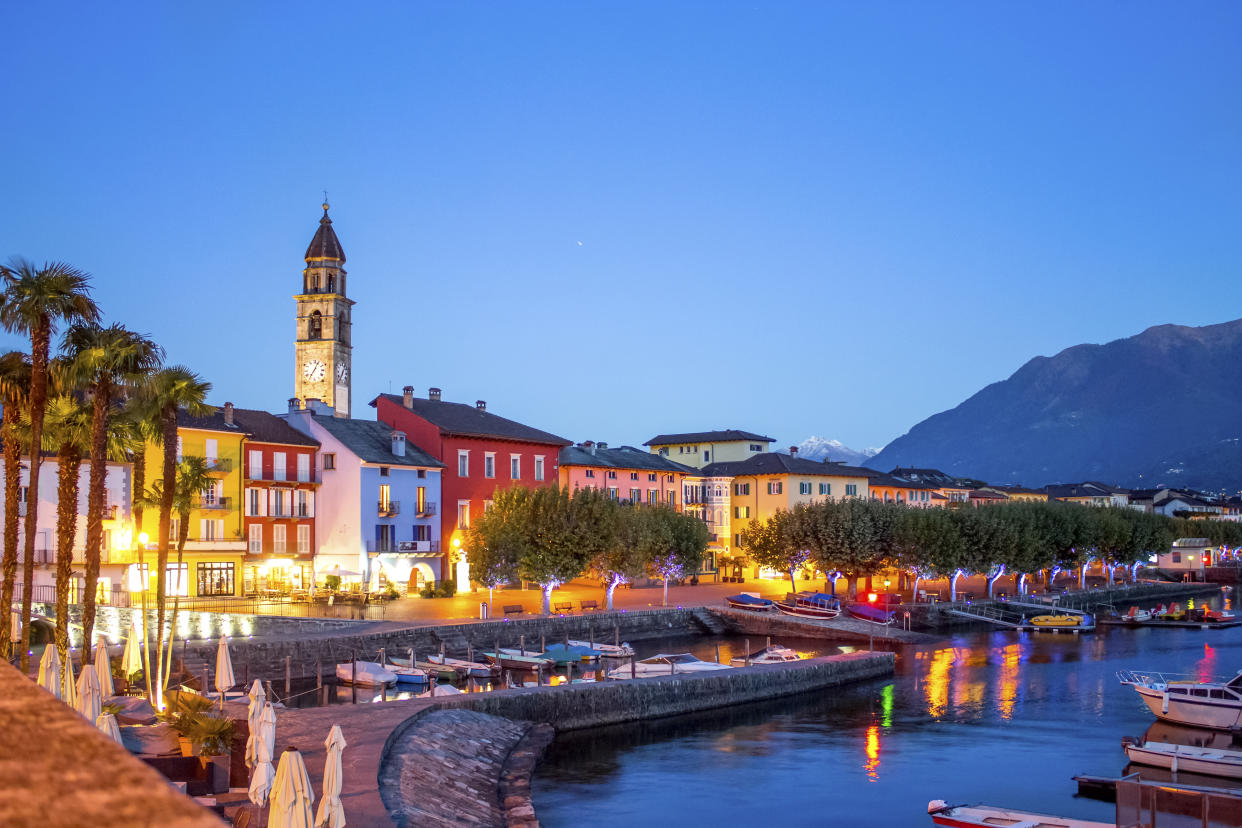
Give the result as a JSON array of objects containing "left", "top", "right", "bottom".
[{"left": 294, "top": 201, "right": 354, "bottom": 416}]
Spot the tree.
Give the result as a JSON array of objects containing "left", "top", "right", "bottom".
[
  {"left": 153, "top": 456, "right": 211, "bottom": 688},
  {"left": 133, "top": 366, "right": 211, "bottom": 708},
  {"left": 739, "top": 506, "right": 809, "bottom": 595},
  {"left": 0, "top": 258, "right": 97, "bottom": 671},
  {"left": 464, "top": 487, "right": 524, "bottom": 613},
  {"left": 591, "top": 502, "right": 663, "bottom": 611},
  {"left": 0, "top": 352, "right": 30, "bottom": 660},
  {"left": 896, "top": 506, "right": 964, "bottom": 598},
  {"left": 62, "top": 322, "right": 163, "bottom": 648},
  {"left": 648, "top": 505, "right": 708, "bottom": 607},
  {"left": 804, "top": 499, "right": 894, "bottom": 598}
]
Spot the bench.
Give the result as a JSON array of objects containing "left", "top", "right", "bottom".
[
  {"left": 553, "top": 601, "right": 574, "bottom": 614},
  {"left": 502, "top": 604, "right": 524, "bottom": 616},
  {"left": 579, "top": 599, "right": 599, "bottom": 612}
]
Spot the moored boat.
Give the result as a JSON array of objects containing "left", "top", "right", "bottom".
[
  {"left": 774, "top": 592, "right": 841, "bottom": 620},
  {"left": 1118, "top": 669, "right": 1242, "bottom": 730},
  {"left": 606, "top": 653, "right": 732, "bottom": 680},
  {"left": 567, "top": 640, "right": 634, "bottom": 658},
  {"left": 725, "top": 593, "right": 775, "bottom": 612},
  {"left": 847, "top": 603, "right": 897, "bottom": 624},
  {"left": 1122, "top": 737, "right": 1242, "bottom": 779},
  {"left": 730, "top": 644, "right": 803, "bottom": 666},
  {"left": 539, "top": 643, "right": 604, "bottom": 664},
  {"left": 335, "top": 661, "right": 398, "bottom": 687},
  {"left": 927, "top": 800, "right": 1110, "bottom": 828},
  {"left": 482, "top": 650, "right": 555, "bottom": 670}
]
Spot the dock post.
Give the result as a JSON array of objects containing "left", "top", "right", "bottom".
[
  {"left": 285, "top": 656, "right": 291, "bottom": 695},
  {"left": 316, "top": 661, "right": 322, "bottom": 689},
  {"left": 351, "top": 652, "right": 357, "bottom": 704},
  {"left": 541, "top": 635, "right": 546, "bottom": 654},
  {"left": 715, "top": 643, "right": 720, "bottom": 664},
  {"left": 614, "top": 624, "right": 619, "bottom": 649},
  {"left": 745, "top": 639, "right": 750, "bottom": 667},
  {"left": 630, "top": 657, "right": 636, "bottom": 679},
  {"left": 519, "top": 635, "right": 524, "bottom": 656}
]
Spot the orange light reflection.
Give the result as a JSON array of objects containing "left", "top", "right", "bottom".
[
  {"left": 997, "top": 643, "right": 1021, "bottom": 720},
  {"left": 864, "top": 724, "right": 880, "bottom": 781}
]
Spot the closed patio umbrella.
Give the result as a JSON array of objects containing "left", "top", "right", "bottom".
[
  {"left": 249, "top": 701, "right": 277, "bottom": 808},
  {"left": 94, "top": 639, "right": 115, "bottom": 698},
  {"left": 270, "top": 746, "right": 315, "bottom": 828},
  {"left": 315, "top": 725, "right": 347, "bottom": 828},
  {"left": 96, "top": 712, "right": 124, "bottom": 745},
  {"left": 76, "top": 663, "right": 102, "bottom": 723},
  {"left": 60, "top": 655, "right": 78, "bottom": 709},
  {"left": 121, "top": 620, "right": 144, "bottom": 678},
  {"left": 245, "top": 679, "right": 266, "bottom": 769},
  {"left": 214, "top": 635, "right": 236, "bottom": 708},
  {"left": 37, "top": 646, "right": 62, "bottom": 698}
]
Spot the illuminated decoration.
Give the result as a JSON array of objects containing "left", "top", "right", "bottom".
[{"left": 880, "top": 684, "right": 893, "bottom": 728}]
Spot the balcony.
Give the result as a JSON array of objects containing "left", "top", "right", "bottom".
[
  {"left": 378, "top": 500, "right": 400, "bottom": 518},
  {"left": 398, "top": 540, "right": 441, "bottom": 553},
  {"left": 416, "top": 501, "right": 437, "bottom": 517},
  {"left": 103, "top": 504, "right": 119, "bottom": 521},
  {"left": 205, "top": 457, "right": 233, "bottom": 474},
  {"left": 200, "top": 496, "right": 232, "bottom": 510}
]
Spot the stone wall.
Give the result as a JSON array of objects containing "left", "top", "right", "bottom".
[{"left": 710, "top": 607, "right": 940, "bottom": 645}]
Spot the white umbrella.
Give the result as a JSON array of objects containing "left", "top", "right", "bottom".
[
  {"left": 60, "top": 654, "right": 78, "bottom": 709},
  {"left": 37, "top": 647, "right": 62, "bottom": 698},
  {"left": 315, "top": 725, "right": 347, "bottom": 828},
  {"left": 248, "top": 701, "right": 277, "bottom": 807},
  {"left": 8, "top": 611, "right": 19, "bottom": 643},
  {"left": 270, "top": 747, "right": 315, "bottom": 828},
  {"left": 214, "top": 635, "right": 236, "bottom": 705},
  {"left": 76, "top": 663, "right": 103, "bottom": 723},
  {"left": 96, "top": 712, "right": 124, "bottom": 745},
  {"left": 121, "top": 620, "right": 144, "bottom": 678},
  {"left": 245, "top": 679, "right": 266, "bottom": 769},
  {"left": 94, "top": 639, "right": 115, "bottom": 698}
]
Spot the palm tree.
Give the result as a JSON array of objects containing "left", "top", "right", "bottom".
[
  {"left": 154, "top": 455, "right": 211, "bottom": 692},
  {"left": 0, "top": 351, "right": 30, "bottom": 660},
  {"left": 62, "top": 323, "right": 163, "bottom": 648},
  {"left": 0, "top": 258, "right": 98, "bottom": 671},
  {"left": 133, "top": 366, "right": 210, "bottom": 708}
]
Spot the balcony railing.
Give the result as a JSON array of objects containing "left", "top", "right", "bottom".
[
  {"left": 378, "top": 501, "right": 400, "bottom": 518},
  {"left": 416, "top": 501, "right": 437, "bottom": 517},
  {"left": 205, "top": 457, "right": 233, "bottom": 473},
  {"left": 398, "top": 540, "right": 441, "bottom": 553},
  {"left": 200, "top": 496, "right": 232, "bottom": 510}
]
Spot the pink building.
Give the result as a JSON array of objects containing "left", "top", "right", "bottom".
[{"left": 558, "top": 442, "right": 694, "bottom": 509}]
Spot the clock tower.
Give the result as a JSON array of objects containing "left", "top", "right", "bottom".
[{"left": 294, "top": 201, "right": 354, "bottom": 416}]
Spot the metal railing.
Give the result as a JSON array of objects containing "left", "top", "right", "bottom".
[
  {"left": 396, "top": 540, "right": 441, "bottom": 553},
  {"left": 378, "top": 501, "right": 400, "bottom": 517},
  {"left": 19, "top": 586, "right": 388, "bottom": 619},
  {"left": 416, "top": 501, "right": 437, "bottom": 516},
  {"left": 204, "top": 458, "right": 233, "bottom": 473},
  {"left": 199, "top": 496, "right": 232, "bottom": 510}
]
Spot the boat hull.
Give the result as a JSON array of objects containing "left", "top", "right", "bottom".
[
  {"left": 774, "top": 602, "right": 839, "bottom": 620},
  {"left": 1134, "top": 685, "right": 1242, "bottom": 730},
  {"left": 928, "top": 804, "right": 1110, "bottom": 828},
  {"left": 1125, "top": 743, "right": 1242, "bottom": 779}
]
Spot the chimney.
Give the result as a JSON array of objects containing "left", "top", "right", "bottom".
[
  {"left": 392, "top": 430, "right": 406, "bottom": 458},
  {"left": 428, "top": 387, "right": 442, "bottom": 402},
  {"left": 287, "top": 398, "right": 300, "bottom": 413},
  {"left": 583, "top": 440, "right": 595, "bottom": 455},
  {"left": 790, "top": 446, "right": 798, "bottom": 456},
  {"left": 402, "top": 386, "right": 414, "bottom": 409},
  {"left": 476, "top": 400, "right": 486, "bottom": 411},
  {"left": 224, "top": 402, "right": 234, "bottom": 426},
  {"left": 597, "top": 442, "right": 608, "bottom": 450}
]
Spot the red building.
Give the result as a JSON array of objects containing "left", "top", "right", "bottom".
[
  {"left": 233, "top": 408, "right": 320, "bottom": 595},
  {"left": 372, "top": 386, "right": 570, "bottom": 580}
]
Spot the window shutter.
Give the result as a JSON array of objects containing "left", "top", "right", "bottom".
[
  {"left": 199, "top": 519, "right": 207, "bottom": 539},
  {"left": 306, "top": 490, "right": 315, "bottom": 517}
]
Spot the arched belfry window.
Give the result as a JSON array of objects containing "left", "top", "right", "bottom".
[
  {"left": 309, "top": 310, "right": 323, "bottom": 339},
  {"left": 309, "top": 273, "right": 320, "bottom": 292},
  {"left": 327, "top": 274, "right": 336, "bottom": 293}
]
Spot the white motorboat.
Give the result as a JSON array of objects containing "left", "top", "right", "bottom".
[
  {"left": 335, "top": 661, "right": 397, "bottom": 687},
  {"left": 1123, "top": 738, "right": 1242, "bottom": 779},
  {"left": 927, "top": 800, "right": 1110, "bottom": 828},
  {"left": 1118, "top": 669, "right": 1242, "bottom": 730},
  {"left": 606, "top": 653, "right": 732, "bottom": 680},
  {"left": 730, "top": 644, "right": 804, "bottom": 666},
  {"left": 567, "top": 639, "right": 634, "bottom": 658},
  {"left": 417, "top": 684, "right": 465, "bottom": 698}
]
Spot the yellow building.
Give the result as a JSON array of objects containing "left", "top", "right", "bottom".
[
  {"left": 133, "top": 404, "right": 247, "bottom": 598},
  {"left": 643, "top": 429, "right": 774, "bottom": 469}
]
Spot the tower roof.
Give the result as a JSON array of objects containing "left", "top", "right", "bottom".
[{"left": 305, "top": 202, "right": 346, "bottom": 263}]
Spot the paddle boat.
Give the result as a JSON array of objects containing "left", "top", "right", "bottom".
[
  {"left": 847, "top": 603, "right": 897, "bottom": 624},
  {"left": 1119, "top": 605, "right": 1153, "bottom": 624},
  {"left": 566, "top": 639, "right": 634, "bottom": 658},
  {"left": 606, "top": 653, "right": 732, "bottom": 680},
  {"left": 1118, "top": 669, "right": 1242, "bottom": 729},
  {"left": 1122, "top": 737, "right": 1242, "bottom": 779},
  {"left": 725, "top": 593, "right": 775, "bottom": 612},
  {"left": 335, "top": 661, "right": 397, "bottom": 687},
  {"left": 774, "top": 592, "right": 841, "bottom": 620},
  {"left": 730, "top": 644, "right": 803, "bottom": 666},
  {"left": 927, "top": 800, "right": 1110, "bottom": 827},
  {"left": 1026, "top": 613, "right": 1094, "bottom": 631}
]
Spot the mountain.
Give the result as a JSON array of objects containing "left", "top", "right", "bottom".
[
  {"left": 788, "top": 436, "right": 881, "bottom": 466},
  {"left": 867, "top": 319, "right": 1242, "bottom": 492}
]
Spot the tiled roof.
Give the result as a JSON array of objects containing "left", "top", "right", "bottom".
[
  {"left": 868, "top": 472, "right": 939, "bottom": 490},
  {"left": 230, "top": 408, "right": 319, "bottom": 447},
  {"left": 310, "top": 415, "right": 442, "bottom": 468},
  {"left": 1043, "top": 482, "right": 1115, "bottom": 499},
  {"left": 372, "top": 393, "right": 569, "bottom": 446},
  {"left": 305, "top": 206, "right": 345, "bottom": 262},
  {"left": 559, "top": 444, "right": 697, "bottom": 473},
  {"left": 176, "top": 408, "right": 242, "bottom": 434},
  {"left": 702, "top": 454, "right": 877, "bottom": 478},
  {"left": 970, "top": 489, "right": 1008, "bottom": 500},
  {"left": 643, "top": 430, "right": 775, "bottom": 446}
]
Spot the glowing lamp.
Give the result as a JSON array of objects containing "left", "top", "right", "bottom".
[
  {"left": 453, "top": 538, "right": 461, "bottom": 548},
  {"left": 867, "top": 592, "right": 878, "bottom": 603},
  {"left": 137, "top": 532, "right": 149, "bottom": 546}
]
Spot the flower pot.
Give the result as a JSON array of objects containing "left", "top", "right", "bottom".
[{"left": 178, "top": 737, "right": 194, "bottom": 757}]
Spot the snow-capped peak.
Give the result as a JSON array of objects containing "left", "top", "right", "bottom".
[{"left": 788, "top": 436, "right": 881, "bottom": 466}]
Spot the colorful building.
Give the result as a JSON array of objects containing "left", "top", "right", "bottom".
[
  {"left": 283, "top": 401, "right": 443, "bottom": 590},
  {"left": 558, "top": 442, "right": 693, "bottom": 507},
  {"left": 643, "top": 429, "right": 774, "bottom": 469},
  {"left": 979, "top": 485, "right": 1047, "bottom": 503},
  {"left": 867, "top": 472, "right": 942, "bottom": 508},
  {"left": 372, "top": 386, "right": 570, "bottom": 581}
]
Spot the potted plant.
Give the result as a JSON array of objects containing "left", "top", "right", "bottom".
[
  {"left": 189, "top": 715, "right": 236, "bottom": 793},
  {"left": 161, "top": 691, "right": 213, "bottom": 757}
]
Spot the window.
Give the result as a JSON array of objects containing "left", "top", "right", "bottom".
[
  {"left": 297, "top": 524, "right": 310, "bottom": 554},
  {"left": 658, "top": 448, "right": 668, "bottom": 456},
  {"left": 249, "top": 450, "right": 263, "bottom": 479},
  {"left": 846, "top": 484, "right": 858, "bottom": 496},
  {"left": 205, "top": 438, "right": 217, "bottom": 462},
  {"left": 1172, "top": 552, "right": 1182, "bottom": 564},
  {"left": 585, "top": 469, "right": 596, "bottom": 478},
  {"left": 323, "top": 453, "right": 336, "bottom": 470},
  {"left": 535, "top": 456, "right": 545, "bottom": 481},
  {"left": 734, "top": 533, "right": 742, "bottom": 547},
  {"left": 375, "top": 524, "right": 395, "bottom": 553},
  {"left": 630, "top": 472, "right": 638, "bottom": 481},
  {"left": 820, "top": 483, "right": 831, "bottom": 496},
  {"left": 196, "top": 562, "right": 234, "bottom": 597},
  {"left": 269, "top": 490, "right": 286, "bottom": 517},
  {"left": 483, "top": 499, "right": 493, "bottom": 512},
  {"left": 457, "top": 501, "right": 470, "bottom": 529},
  {"left": 297, "top": 453, "right": 310, "bottom": 482},
  {"left": 648, "top": 489, "right": 658, "bottom": 503},
  {"left": 767, "top": 481, "right": 783, "bottom": 495},
  {"left": 648, "top": 473, "right": 657, "bottom": 482},
  {"left": 510, "top": 455, "right": 520, "bottom": 479},
  {"left": 249, "top": 524, "right": 263, "bottom": 553},
  {"left": 170, "top": 518, "right": 181, "bottom": 544},
  {"left": 379, "top": 484, "right": 391, "bottom": 512},
  {"left": 629, "top": 488, "right": 640, "bottom": 502},
  {"left": 273, "top": 452, "right": 286, "bottom": 482},
  {"left": 734, "top": 506, "right": 751, "bottom": 519},
  {"left": 417, "top": 469, "right": 426, "bottom": 479},
  {"left": 749, "top": 443, "right": 762, "bottom": 451},
  {"left": 703, "top": 451, "right": 710, "bottom": 462},
  {"left": 608, "top": 487, "right": 619, "bottom": 499},
  {"left": 379, "top": 466, "right": 389, "bottom": 477},
  {"left": 273, "top": 525, "right": 286, "bottom": 554},
  {"left": 457, "top": 450, "right": 469, "bottom": 477},
  {"left": 416, "top": 486, "right": 426, "bottom": 513},
  {"left": 667, "top": 490, "right": 675, "bottom": 506},
  {"left": 799, "top": 482, "right": 812, "bottom": 495},
  {"left": 166, "top": 563, "right": 189, "bottom": 597},
  {"left": 607, "top": 471, "right": 617, "bottom": 479},
  {"left": 246, "top": 488, "right": 262, "bottom": 517},
  {"left": 296, "top": 489, "right": 311, "bottom": 517},
  {"left": 484, "top": 452, "right": 496, "bottom": 478},
  {"left": 734, "top": 483, "right": 751, "bottom": 496},
  {"left": 200, "top": 518, "right": 223, "bottom": 540}
]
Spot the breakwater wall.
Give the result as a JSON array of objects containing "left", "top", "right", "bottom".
[{"left": 710, "top": 607, "right": 941, "bottom": 645}]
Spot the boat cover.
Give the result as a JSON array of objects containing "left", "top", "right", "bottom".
[{"left": 727, "top": 594, "right": 774, "bottom": 606}]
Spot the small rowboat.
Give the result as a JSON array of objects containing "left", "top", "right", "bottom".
[
  {"left": 482, "top": 651, "right": 554, "bottom": 670},
  {"left": 725, "top": 593, "right": 775, "bottom": 612},
  {"left": 847, "top": 603, "right": 896, "bottom": 624},
  {"left": 539, "top": 643, "right": 604, "bottom": 664},
  {"left": 1123, "top": 738, "right": 1242, "bottom": 779},
  {"left": 774, "top": 592, "right": 841, "bottom": 620},
  {"left": 567, "top": 640, "right": 634, "bottom": 658},
  {"left": 927, "top": 800, "right": 1110, "bottom": 828}
]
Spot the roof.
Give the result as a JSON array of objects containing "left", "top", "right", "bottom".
[
  {"left": 982, "top": 484, "right": 1046, "bottom": 496},
  {"left": 558, "top": 444, "right": 697, "bottom": 473},
  {"left": 309, "top": 415, "right": 443, "bottom": 467},
  {"left": 176, "top": 408, "right": 243, "bottom": 434},
  {"left": 868, "top": 472, "right": 940, "bottom": 490},
  {"left": 889, "top": 467, "right": 964, "bottom": 487},
  {"left": 643, "top": 429, "right": 775, "bottom": 446},
  {"left": 1043, "top": 482, "right": 1116, "bottom": 499},
  {"left": 969, "top": 489, "right": 1008, "bottom": 500},
  {"left": 701, "top": 453, "right": 877, "bottom": 478},
  {"left": 305, "top": 204, "right": 345, "bottom": 262},
  {"left": 372, "top": 393, "right": 569, "bottom": 446},
  {"left": 230, "top": 408, "right": 319, "bottom": 447}
]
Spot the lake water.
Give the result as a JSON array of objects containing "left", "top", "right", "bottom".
[{"left": 532, "top": 595, "right": 1242, "bottom": 827}]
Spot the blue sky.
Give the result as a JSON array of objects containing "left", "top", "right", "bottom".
[{"left": 3, "top": 2, "right": 1240, "bottom": 452}]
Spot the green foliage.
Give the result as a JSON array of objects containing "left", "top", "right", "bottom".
[
  {"left": 436, "top": 578, "right": 457, "bottom": 598},
  {"left": 324, "top": 574, "right": 341, "bottom": 591},
  {"left": 418, "top": 584, "right": 436, "bottom": 599},
  {"left": 188, "top": 715, "right": 235, "bottom": 757},
  {"left": 739, "top": 506, "right": 809, "bottom": 590}
]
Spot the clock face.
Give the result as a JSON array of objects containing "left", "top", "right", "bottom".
[
  {"left": 303, "top": 359, "right": 326, "bottom": 382},
  {"left": 336, "top": 363, "right": 349, "bottom": 383}
]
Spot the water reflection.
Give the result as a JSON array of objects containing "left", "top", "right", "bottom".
[{"left": 863, "top": 724, "right": 880, "bottom": 781}]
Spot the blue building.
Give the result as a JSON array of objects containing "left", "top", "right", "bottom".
[{"left": 283, "top": 402, "right": 445, "bottom": 591}]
